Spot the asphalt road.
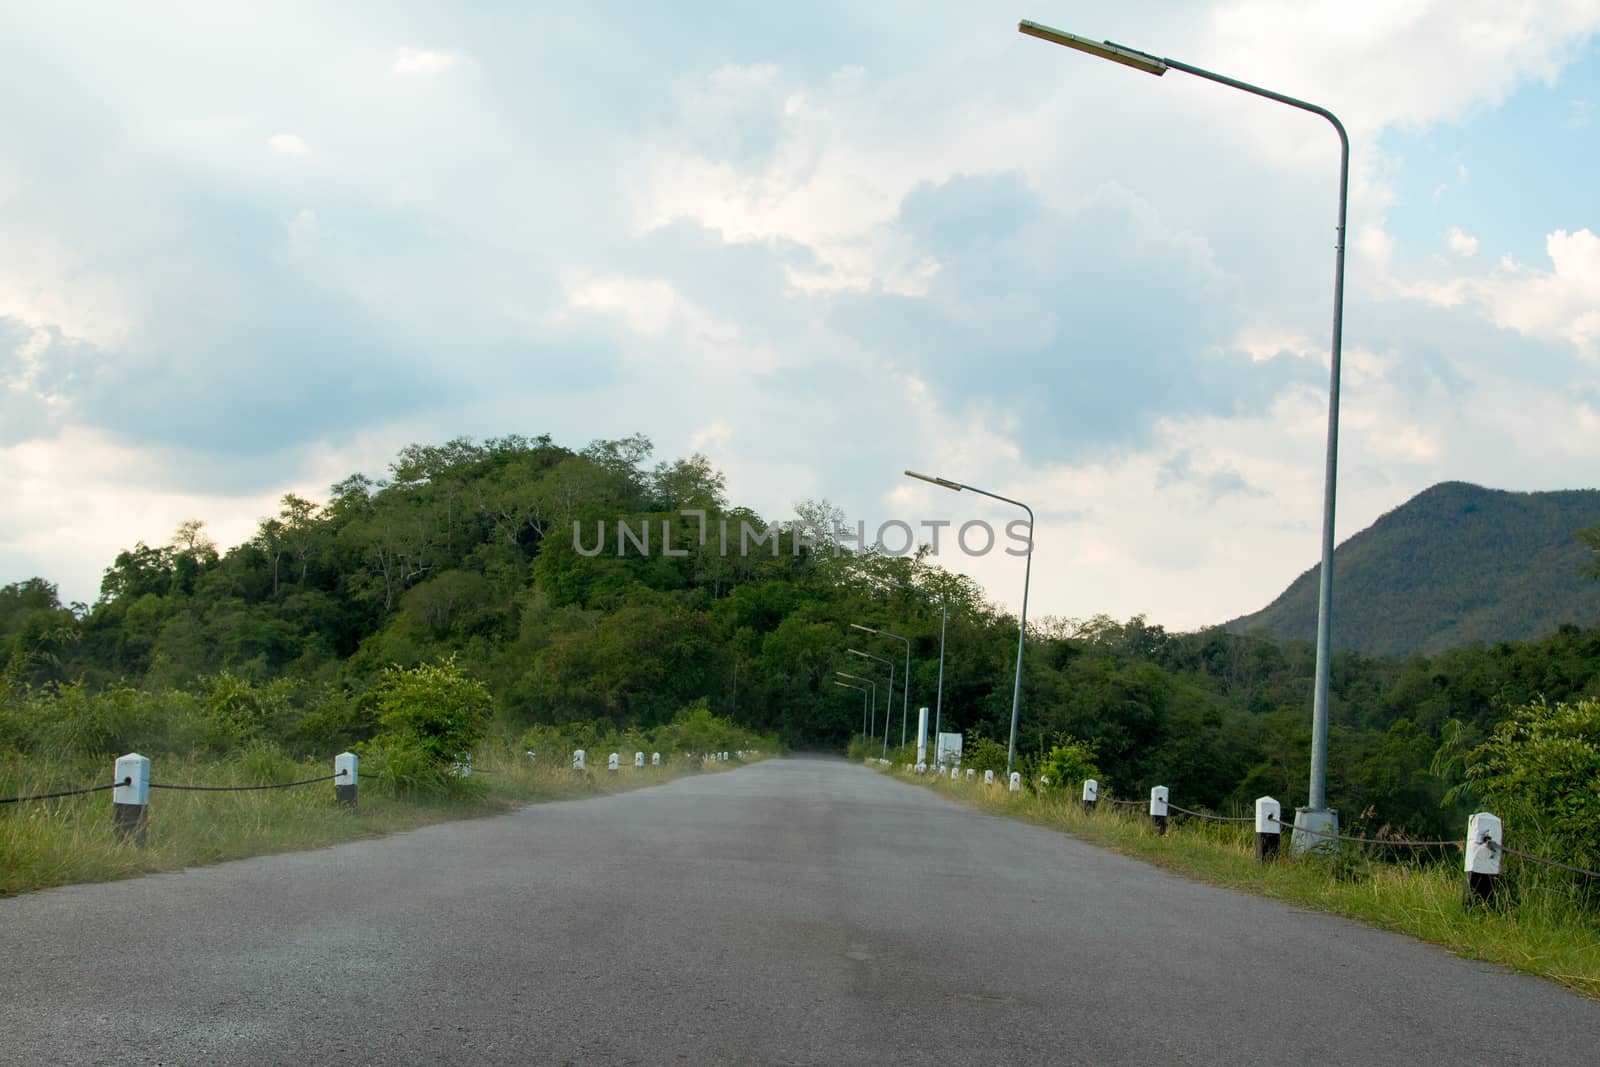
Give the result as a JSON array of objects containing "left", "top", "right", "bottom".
[{"left": 1, "top": 757, "right": 1594, "bottom": 1065}]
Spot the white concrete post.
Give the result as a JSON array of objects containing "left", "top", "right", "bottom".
[
  {"left": 113, "top": 753, "right": 150, "bottom": 845},
  {"left": 608, "top": 752, "right": 619, "bottom": 772},
  {"left": 1008, "top": 772, "right": 1021, "bottom": 793},
  {"left": 966, "top": 768, "right": 974, "bottom": 781},
  {"left": 1465, "top": 812, "right": 1504, "bottom": 905},
  {"left": 526, "top": 750, "right": 537, "bottom": 767},
  {"left": 634, "top": 751, "right": 644, "bottom": 769},
  {"left": 335, "top": 752, "right": 358, "bottom": 807},
  {"left": 984, "top": 769, "right": 995, "bottom": 786},
  {"left": 1149, "top": 786, "right": 1169, "bottom": 835},
  {"left": 1082, "top": 778, "right": 1098, "bottom": 814},
  {"left": 573, "top": 748, "right": 586, "bottom": 771},
  {"left": 1255, "top": 796, "right": 1281, "bottom": 861},
  {"left": 951, "top": 766, "right": 959, "bottom": 781},
  {"left": 651, "top": 752, "right": 660, "bottom": 766},
  {"left": 915, "top": 762, "right": 927, "bottom": 775}
]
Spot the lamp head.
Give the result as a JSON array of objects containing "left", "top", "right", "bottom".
[{"left": 1017, "top": 20, "right": 1168, "bottom": 76}]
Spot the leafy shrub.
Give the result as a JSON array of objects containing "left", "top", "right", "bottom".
[
  {"left": 360, "top": 657, "right": 491, "bottom": 794},
  {"left": 963, "top": 731, "right": 1009, "bottom": 775},
  {"left": 1038, "top": 736, "right": 1102, "bottom": 793},
  {"left": 1462, "top": 697, "right": 1600, "bottom": 870}
]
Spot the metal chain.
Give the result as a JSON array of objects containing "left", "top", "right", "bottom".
[
  {"left": 149, "top": 769, "right": 346, "bottom": 792},
  {"left": 0, "top": 776, "right": 131, "bottom": 805}
]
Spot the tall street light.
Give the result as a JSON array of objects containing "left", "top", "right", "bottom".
[
  {"left": 1018, "top": 18, "right": 1347, "bottom": 839},
  {"left": 848, "top": 648, "right": 895, "bottom": 757},
  {"left": 837, "top": 671, "right": 878, "bottom": 739},
  {"left": 906, "top": 470, "right": 1033, "bottom": 776},
  {"left": 833, "top": 680, "right": 871, "bottom": 741},
  {"left": 883, "top": 576, "right": 948, "bottom": 763},
  {"left": 852, "top": 623, "right": 912, "bottom": 749}
]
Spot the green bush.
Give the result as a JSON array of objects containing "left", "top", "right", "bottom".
[
  {"left": 1462, "top": 696, "right": 1600, "bottom": 871},
  {"left": 1038, "top": 736, "right": 1102, "bottom": 794},
  {"left": 361, "top": 657, "right": 491, "bottom": 795}
]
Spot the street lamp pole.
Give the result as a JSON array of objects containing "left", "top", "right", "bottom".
[
  {"left": 833, "top": 680, "right": 870, "bottom": 741},
  {"left": 852, "top": 623, "right": 913, "bottom": 750},
  {"left": 905, "top": 471, "right": 1033, "bottom": 776},
  {"left": 837, "top": 671, "right": 878, "bottom": 739},
  {"left": 848, "top": 648, "right": 895, "bottom": 757},
  {"left": 884, "top": 577, "right": 948, "bottom": 764},
  {"left": 1018, "top": 18, "right": 1347, "bottom": 837}
]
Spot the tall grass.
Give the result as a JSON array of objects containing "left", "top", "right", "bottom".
[
  {"left": 0, "top": 745, "right": 761, "bottom": 897},
  {"left": 883, "top": 763, "right": 1600, "bottom": 999}
]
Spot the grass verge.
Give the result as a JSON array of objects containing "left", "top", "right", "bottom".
[
  {"left": 879, "top": 764, "right": 1600, "bottom": 1000},
  {"left": 1, "top": 748, "right": 759, "bottom": 897}
]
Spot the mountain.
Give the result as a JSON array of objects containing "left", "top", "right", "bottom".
[{"left": 1226, "top": 481, "right": 1600, "bottom": 656}]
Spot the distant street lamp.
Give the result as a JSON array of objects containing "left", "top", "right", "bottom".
[
  {"left": 1018, "top": 17, "right": 1348, "bottom": 839},
  {"left": 833, "top": 680, "right": 871, "bottom": 741},
  {"left": 883, "top": 577, "right": 948, "bottom": 763},
  {"left": 852, "top": 623, "right": 912, "bottom": 749},
  {"left": 905, "top": 470, "right": 1033, "bottom": 776},
  {"left": 848, "top": 648, "right": 895, "bottom": 757},
  {"left": 837, "top": 671, "right": 878, "bottom": 739}
]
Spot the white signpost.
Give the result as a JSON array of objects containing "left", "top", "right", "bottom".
[{"left": 936, "top": 732, "right": 963, "bottom": 770}]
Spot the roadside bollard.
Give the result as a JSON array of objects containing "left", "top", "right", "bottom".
[
  {"left": 1009, "top": 772, "right": 1021, "bottom": 793},
  {"left": 652, "top": 752, "right": 661, "bottom": 766},
  {"left": 1150, "top": 786, "right": 1169, "bottom": 835},
  {"left": 113, "top": 753, "right": 150, "bottom": 846},
  {"left": 635, "top": 752, "right": 644, "bottom": 769},
  {"left": 1255, "top": 797, "right": 1281, "bottom": 861},
  {"left": 573, "top": 749, "right": 586, "bottom": 771},
  {"left": 1465, "top": 812, "right": 1504, "bottom": 907},
  {"left": 608, "top": 752, "right": 620, "bottom": 772},
  {"left": 967, "top": 768, "right": 974, "bottom": 781},
  {"left": 526, "top": 750, "right": 537, "bottom": 767},
  {"left": 1082, "top": 778, "right": 1098, "bottom": 814},
  {"left": 335, "top": 752, "right": 358, "bottom": 808},
  {"left": 984, "top": 770, "right": 995, "bottom": 786}
]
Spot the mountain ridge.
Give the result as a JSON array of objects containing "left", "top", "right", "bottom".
[{"left": 1225, "top": 481, "right": 1600, "bottom": 656}]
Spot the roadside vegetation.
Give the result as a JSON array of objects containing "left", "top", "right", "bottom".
[{"left": 1, "top": 660, "right": 774, "bottom": 896}]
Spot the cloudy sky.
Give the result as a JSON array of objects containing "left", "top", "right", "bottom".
[{"left": 3, "top": 1, "right": 1597, "bottom": 630}]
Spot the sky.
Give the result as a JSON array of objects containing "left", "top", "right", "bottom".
[{"left": 2, "top": 1, "right": 1598, "bottom": 631}]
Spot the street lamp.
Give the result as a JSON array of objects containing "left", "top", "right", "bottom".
[
  {"left": 1019, "top": 17, "right": 1347, "bottom": 842},
  {"left": 882, "top": 576, "right": 948, "bottom": 764},
  {"left": 905, "top": 470, "right": 1033, "bottom": 776},
  {"left": 848, "top": 648, "right": 895, "bottom": 757},
  {"left": 837, "top": 671, "right": 878, "bottom": 739},
  {"left": 852, "top": 623, "right": 912, "bottom": 749},
  {"left": 833, "top": 680, "right": 871, "bottom": 742}
]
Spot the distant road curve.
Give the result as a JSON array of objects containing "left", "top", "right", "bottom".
[{"left": 1, "top": 756, "right": 1594, "bottom": 1065}]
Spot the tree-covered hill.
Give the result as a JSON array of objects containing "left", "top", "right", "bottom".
[
  {"left": 1227, "top": 482, "right": 1600, "bottom": 656},
  {"left": 4, "top": 439, "right": 1600, "bottom": 843}
]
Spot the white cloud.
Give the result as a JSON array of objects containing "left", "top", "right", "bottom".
[
  {"left": 1447, "top": 225, "right": 1479, "bottom": 257},
  {"left": 267, "top": 133, "right": 310, "bottom": 156},
  {"left": 1406, "top": 229, "right": 1600, "bottom": 357},
  {"left": 392, "top": 47, "right": 457, "bottom": 77}
]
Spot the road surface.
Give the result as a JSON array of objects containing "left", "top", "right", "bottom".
[{"left": 1, "top": 756, "right": 1594, "bottom": 1064}]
